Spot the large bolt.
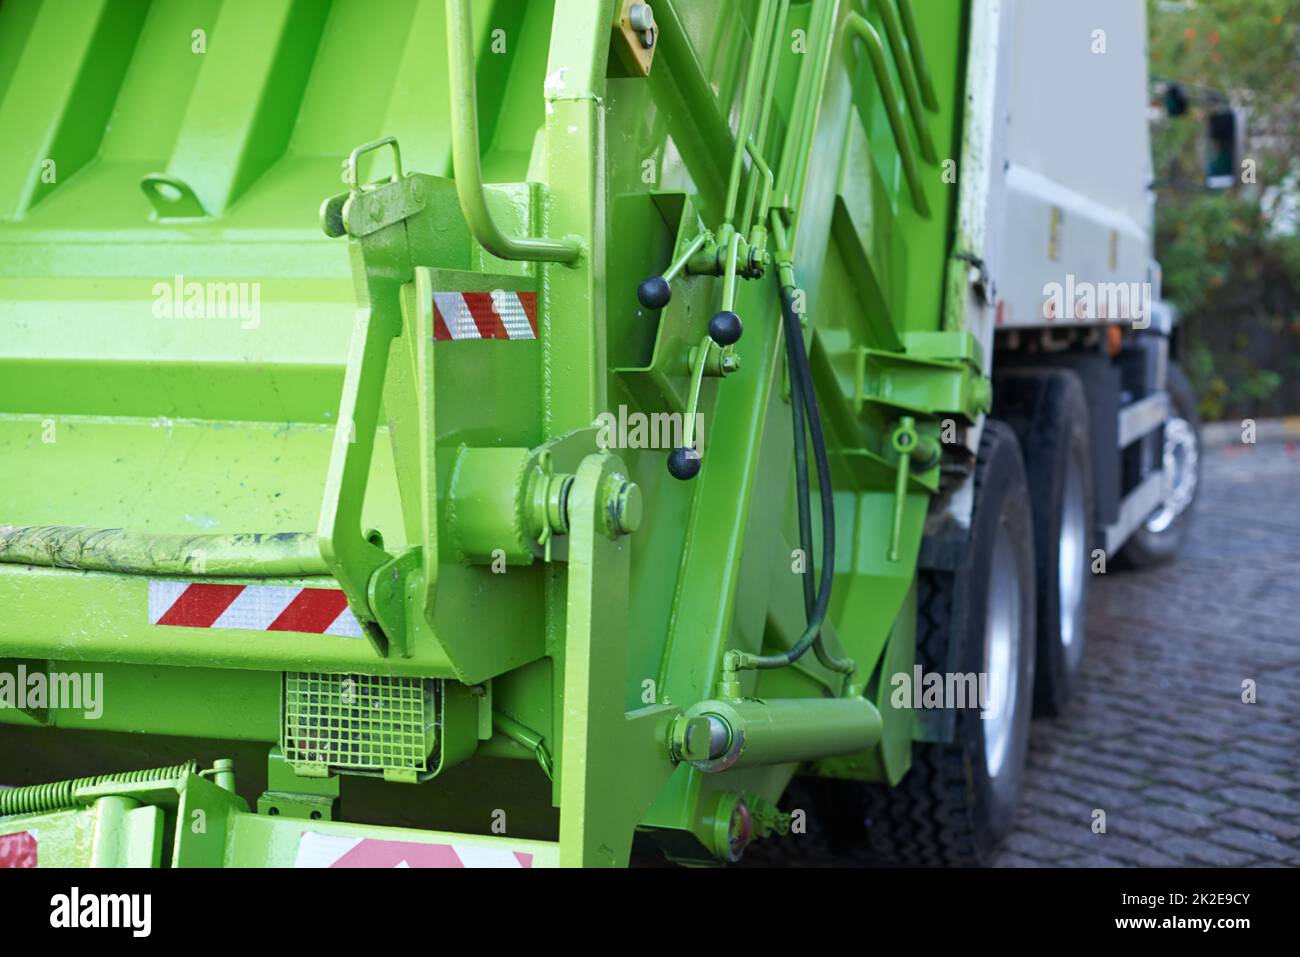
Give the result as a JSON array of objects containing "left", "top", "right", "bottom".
[
  {"left": 611, "top": 480, "right": 643, "bottom": 535},
  {"left": 629, "top": 3, "right": 655, "bottom": 31},
  {"left": 629, "top": 3, "right": 655, "bottom": 49},
  {"left": 670, "top": 713, "right": 731, "bottom": 764},
  {"left": 672, "top": 715, "right": 713, "bottom": 763}
]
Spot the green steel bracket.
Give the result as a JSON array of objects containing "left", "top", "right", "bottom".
[
  {"left": 623, "top": 196, "right": 727, "bottom": 417},
  {"left": 685, "top": 228, "right": 769, "bottom": 280},
  {"left": 851, "top": 342, "right": 992, "bottom": 421},
  {"left": 366, "top": 548, "right": 420, "bottom": 656},
  {"left": 139, "top": 174, "right": 207, "bottom": 220},
  {"left": 556, "top": 452, "right": 678, "bottom": 866},
  {"left": 318, "top": 138, "right": 450, "bottom": 660},
  {"left": 259, "top": 749, "right": 339, "bottom": 821}
]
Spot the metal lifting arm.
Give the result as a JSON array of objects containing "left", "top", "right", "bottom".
[{"left": 445, "top": 0, "right": 581, "bottom": 265}]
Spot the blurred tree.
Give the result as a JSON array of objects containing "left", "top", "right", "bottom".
[{"left": 1149, "top": 0, "right": 1300, "bottom": 419}]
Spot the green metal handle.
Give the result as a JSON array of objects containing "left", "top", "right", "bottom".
[
  {"left": 446, "top": 0, "right": 580, "bottom": 264},
  {"left": 887, "top": 416, "right": 940, "bottom": 561},
  {"left": 842, "top": 12, "right": 931, "bottom": 218},
  {"left": 681, "top": 334, "right": 714, "bottom": 451},
  {"left": 343, "top": 136, "right": 402, "bottom": 189}
]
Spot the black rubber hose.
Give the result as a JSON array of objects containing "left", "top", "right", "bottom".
[
  {"left": 743, "top": 284, "right": 849, "bottom": 672},
  {"left": 787, "top": 304, "right": 818, "bottom": 619},
  {"left": 785, "top": 286, "right": 854, "bottom": 674}
]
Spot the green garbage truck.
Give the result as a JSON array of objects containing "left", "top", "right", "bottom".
[{"left": 0, "top": 0, "right": 1201, "bottom": 867}]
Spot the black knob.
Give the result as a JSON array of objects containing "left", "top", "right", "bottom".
[
  {"left": 709, "top": 310, "right": 743, "bottom": 346},
  {"left": 637, "top": 276, "right": 672, "bottom": 310},
  {"left": 667, "top": 447, "right": 702, "bottom": 480}
]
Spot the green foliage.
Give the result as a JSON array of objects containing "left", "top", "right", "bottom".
[{"left": 1149, "top": 0, "right": 1300, "bottom": 419}]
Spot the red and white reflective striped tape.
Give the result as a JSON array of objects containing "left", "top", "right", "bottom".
[
  {"left": 148, "top": 581, "right": 362, "bottom": 637},
  {"left": 0, "top": 831, "right": 37, "bottom": 868},
  {"left": 433, "top": 290, "right": 538, "bottom": 341},
  {"left": 294, "top": 832, "right": 533, "bottom": 868}
]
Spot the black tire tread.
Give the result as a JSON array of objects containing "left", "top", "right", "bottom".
[{"left": 850, "top": 422, "right": 1017, "bottom": 867}]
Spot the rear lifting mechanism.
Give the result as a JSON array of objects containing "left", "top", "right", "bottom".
[
  {"left": 637, "top": 0, "right": 780, "bottom": 482},
  {"left": 642, "top": 220, "right": 761, "bottom": 482},
  {"left": 635, "top": 0, "right": 854, "bottom": 691}
]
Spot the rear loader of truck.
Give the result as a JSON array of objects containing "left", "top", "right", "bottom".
[{"left": 0, "top": 0, "right": 1199, "bottom": 868}]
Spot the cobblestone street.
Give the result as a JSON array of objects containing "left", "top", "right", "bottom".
[{"left": 994, "top": 440, "right": 1300, "bottom": 867}]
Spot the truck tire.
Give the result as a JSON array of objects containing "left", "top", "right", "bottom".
[
  {"left": 848, "top": 421, "right": 1038, "bottom": 866},
  {"left": 1114, "top": 361, "right": 1201, "bottom": 569},
  {"left": 993, "top": 369, "right": 1094, "bottom": 717}
]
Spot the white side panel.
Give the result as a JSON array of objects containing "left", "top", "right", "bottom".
[
  {"left": 992, "top": 0, "right": 1156, "bottom": 330},
  {"left": 953, "top": 0, "right": 1012, "bottom": 366}
]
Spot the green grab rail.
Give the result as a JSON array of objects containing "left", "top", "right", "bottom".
[
  {"left": 843, "top": 11, "right": 931, "bottom": 218},
  {"left": 445, "top": 0, "right": 581, "bottom": 264},
  {"left": 878, "top": 0, "right": 937, "bottom": 163},
  {"left": 897, "top": 0, "right": 940, "bottom": 111}
]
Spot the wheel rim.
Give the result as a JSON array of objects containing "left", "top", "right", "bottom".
[
  {"left": 1057, "top": 449, "right": 1088, "bottom": 670},
  {"left": 983, "top": 521, "right": 1023, "bottom": 782},
  {"left": 1145, "top": 416, "right": 1199, "bottom": 535}
]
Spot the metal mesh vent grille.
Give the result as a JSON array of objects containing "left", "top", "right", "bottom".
[{"left": 282, "top": 672, "right": 435, "bottom": 775}]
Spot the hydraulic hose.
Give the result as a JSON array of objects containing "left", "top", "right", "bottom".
[
  {"left": 738, "top": 279, "right": 852, "bottom": 674},
  {"left": 0, "top": 525, "right": 328, "bottom": 577}
]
